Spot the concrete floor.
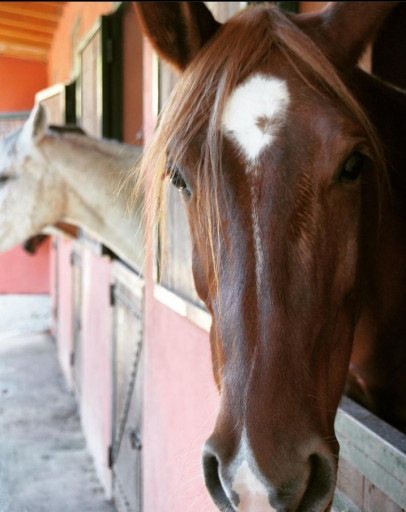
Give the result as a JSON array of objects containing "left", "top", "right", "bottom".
[
  {"left": 0, "top": 295, "right": 50, "bottom": 337},
  {"left": 0, "top": 331, "right": 115, "bottom": 512}
]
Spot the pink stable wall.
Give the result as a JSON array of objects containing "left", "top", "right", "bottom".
[
  {"left": 47, "top": 3, "right": 117, "bottom": 497},
  {"left": 80, "top": 248, "right": 113, "bottom": 496},
  {"left": 144, "top": 298, "right": 220, "bottom": 512},
  {"left": 0, "top": 56, "right": 50, "bottom": 294},
  {"left": 53, "top": 238, "right": 74, "bottom": 388},
  {"left": 0, "top": 241, "right": 50, "bottom": 294},
  {"left": 141, "top": 39, "right": 220, "bottom": 512},
  {"left": 51, "top": 237, "right": 113, "bottom": 497},
  {"left": 51, "top": 238, "right": 113, "bottom": 496}
]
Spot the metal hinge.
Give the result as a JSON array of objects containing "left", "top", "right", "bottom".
[
  {"left": 108, "top": 445, "right": 113, "bottom": 468},
  {"left": 70, "top": 251, "right": 81, "bottom": 267},
  {"left": 128, "top": 429, "right": 142, "bottom": 451},
  {"left": 110, "top": 283, "right": 116, "bottom": 306}
]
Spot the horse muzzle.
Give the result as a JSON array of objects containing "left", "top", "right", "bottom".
[{"left": 202, "top": 435, "right": 337, "bottom": 512}]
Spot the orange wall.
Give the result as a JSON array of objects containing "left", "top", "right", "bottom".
[
  {"left": 0, "top": 55, "right": 49, "bottom": 294},
  {"left": 0, "top": 56, "right": 47, "bottom": 112},
  {"left": 48, "top": 1, "right": 114, "bottom": 85}
]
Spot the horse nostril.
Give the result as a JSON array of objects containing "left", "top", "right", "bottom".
[
  {"left": 202, "top": 447, "right": 235, "bottom": 511},
  {"left": 299, "top": 453, "right": 336, "bottom": 511}
]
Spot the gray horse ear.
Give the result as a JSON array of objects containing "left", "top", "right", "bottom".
[
  {"left": 297, "top": 2, "right": 398, "bottom": 68},
  {"left": 29, "top": 103, "right": 48, "bottom": 142},
  {"left": 19, "top": 103, "right": 48, "bottom": 151}
]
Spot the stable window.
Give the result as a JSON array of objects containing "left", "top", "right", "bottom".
[
  {"left": 36, "top": 82, "right": 76, "bottom": 125},
  {"left": 76, "top": 6, "right": 124, "bottom": 141}
]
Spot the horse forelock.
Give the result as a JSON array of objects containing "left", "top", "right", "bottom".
[{"left": 136, "top": 4, "right": 387, "bottom": 291}]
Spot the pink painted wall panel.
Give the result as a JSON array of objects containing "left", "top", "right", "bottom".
[
  {"left": 55, "top": 238, "right": 74, "bottom": 389},
  {"left": 143, "top": 296, "right": 219, "bottom": 512},
  {"left": 0, "top": 241, "right": 50, "bottom": 294},
  {"left": 49, "top": 238, "right": 57, "bottom": 339},
  {"left": 80, "top": 248, "right": 113, "bottom": 496}
]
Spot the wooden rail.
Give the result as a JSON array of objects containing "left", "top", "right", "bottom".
[{"left": 333, "top": 397, "right": 406, "bottom": 512}]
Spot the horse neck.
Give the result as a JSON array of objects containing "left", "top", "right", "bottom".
[
  {"left": 359, "top": 71, "right": 406, "bottom": 297},
  {"left": 351, "top": 70, "right": 406, "bottom": 417},
  {"left": 40, "top": 131, "right": 143, "bottom": 267},
  {"left": 351, "top": 69, "right": 406, "bottom": 271}
]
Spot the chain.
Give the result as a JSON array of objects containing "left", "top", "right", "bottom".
[
  {"left": 114, "top": 470, "right": 133, "bottom": 512},
  {"left": 111, "top": 287, "right": 143, "bottom": 466}
]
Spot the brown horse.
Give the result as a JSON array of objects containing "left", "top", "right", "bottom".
[{"left": 134, "top": 2, "right": 405, "bottom": 511}]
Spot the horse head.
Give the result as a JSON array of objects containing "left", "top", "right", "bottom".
[
  {"left": 135, "top": 2, "right": 399, "bottom": 510},
  {"left": 0, "top": 103, "right": 66, "bottom": 252}
]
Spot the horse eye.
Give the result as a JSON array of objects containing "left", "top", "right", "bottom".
[
  {"left": 0, "top": 175, "right": 10, "bottom": 185},
  {"left": 339, "top": 151, "right": 366, "bottom": 183},
  {"left": 168, "top": 165, "right": 190, "bottom": 196}
]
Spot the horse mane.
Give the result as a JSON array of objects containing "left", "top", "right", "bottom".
[
  {"left": 46, "top": 125, "right": 141, "bottom": 171},
  {"left": 135, "top": 4, "right": 386, "bottom": 288}
]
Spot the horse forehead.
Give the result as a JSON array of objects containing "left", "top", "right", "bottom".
[{"left": 222, "top": 73, "right": 290, "bottom": 162}]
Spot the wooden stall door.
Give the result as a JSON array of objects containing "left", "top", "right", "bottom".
[
  {"left": 79, "top": 25, "right": 102, "bottom": 138},
  {"left": 111, "top": 261, "right": 144, "bottom": 512},
  {"left": 71, "top": 240, "right": 83, "bottom": 399},
  {"left": 36, "top": 82, "right": 78, "bottom": 388},
  {"left": 78, "top": 6, "right": 123, "bottom": 140},
  {"left": 36, "top": 81, "right": 76, "bottom": 125}
]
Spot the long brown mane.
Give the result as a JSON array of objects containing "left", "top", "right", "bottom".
[{"left": 135, "top": 4, "right": 385, "bottom": 281}]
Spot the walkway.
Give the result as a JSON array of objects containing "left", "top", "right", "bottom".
[{"left": 0, "top": 331, "right": 115, "bottom": 512}]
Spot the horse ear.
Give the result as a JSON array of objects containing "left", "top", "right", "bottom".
[
  {"left": 133, "top": 1, "right": 221, "bottom": 71},
  {"left": 298, "top": 2, "right": 398, "bottom": 68},
  {"left": 20, "top": 103, "right": 48, "bottom": 151}
]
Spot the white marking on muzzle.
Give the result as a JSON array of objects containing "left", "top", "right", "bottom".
[
  {"left": 232, "top": 461, "right": 277, "bottom": 512},
  {"left": 231, "top": 429, "right": 277, "bottom": 512}
]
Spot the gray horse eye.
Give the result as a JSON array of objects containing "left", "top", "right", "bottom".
[{"left": 0, "top": 175, "right": 11, "bottom": 185}]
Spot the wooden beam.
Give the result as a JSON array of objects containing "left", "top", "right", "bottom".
[
  {"left": 0, "top": 13, "right": 57, "bottom": 34},
  {"left": 0, "top": 26, "right": 53, "bottom": 45},
  {"left": 335, "top": 397, "right": 406, "bottom": 509},
  {"left": 332, "top": 488, "right": 362, "bottom": 512},
  {"left": 0, "top": 4, "right": 63, "bottom": 23},
  {"left": 36, "top": 1, "right": 65, "bottom": 8},
  {"left": 0, "top": 42, "right": 47, "bottom": 62},
  {"left": 0, "top": 33, "right": 49, "bottom": 49},
  {"left": 0, "top": 2, "right": 64, "bottom": 15}
]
